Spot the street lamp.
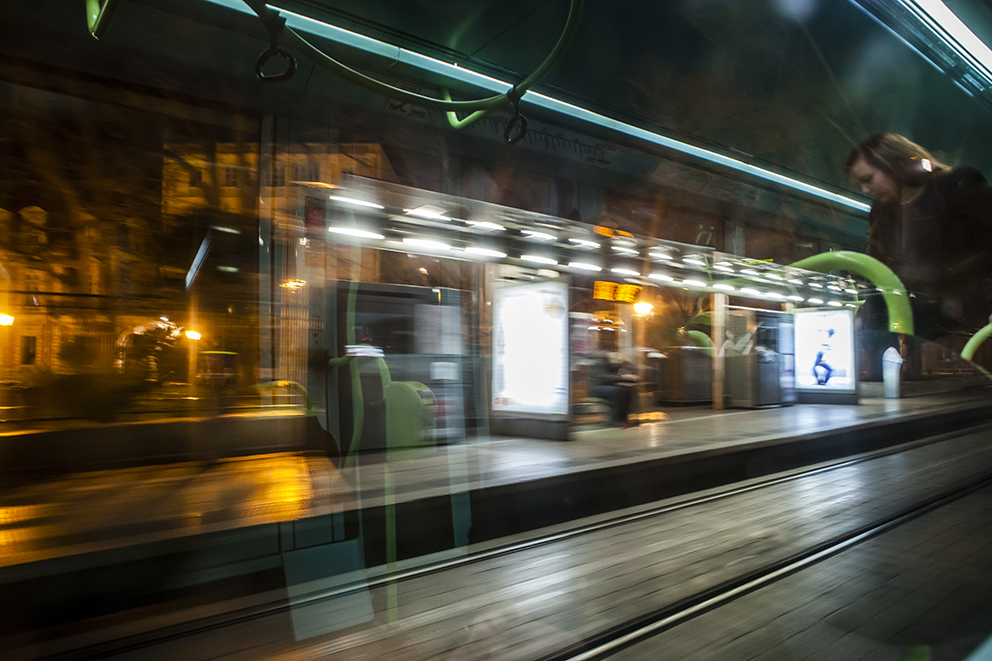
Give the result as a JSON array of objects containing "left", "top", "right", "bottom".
[
  {"left": 633, "top": 301, "right": 654, "bottom": 316},
  {"left": 185, "top": 330, "right": 202, "bottom": 341}
]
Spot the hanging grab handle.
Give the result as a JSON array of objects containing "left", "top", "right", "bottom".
[
  {"left": 255, "top": 13, "right": 297, "bottom": 82},
  {"left": 503, "top": 86, "right": 528, "bottom": 144}
]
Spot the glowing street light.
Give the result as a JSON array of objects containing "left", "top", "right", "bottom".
[
  {"left": 0, "top": 315, "right": 13, "bottom": 326},
  {"left": 633, "top": 301, "right": 654, "bottom": 316},
  {"left": 185, "top": 330, "right": 202, "bottom": 341}
]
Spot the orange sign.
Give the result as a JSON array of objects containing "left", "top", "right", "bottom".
[{"left": 594, "top": 281, "right": 641, "bottom": 303}]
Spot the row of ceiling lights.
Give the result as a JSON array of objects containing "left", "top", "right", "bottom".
[{"left": 322, "top": 192, "right": 874, "bottom": 308}]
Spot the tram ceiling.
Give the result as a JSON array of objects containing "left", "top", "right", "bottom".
[{"left": 8, "top": 0, "right": 992, "bottom": 203}]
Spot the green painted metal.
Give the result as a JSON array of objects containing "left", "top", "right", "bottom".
[
  {"left": 686, "top": 329, "right": 714, "bottom": 349},
  {"left": 790, "top": 251, "right": 914, "bottom": 335},
  {"left": 85, "top": 0, "right": 121, "bottom": 40},
  {"left": 961, "top": 323, "right": 992, "bottom": 361},
  {"left": 240, "top": 0, "right": 583, "bottom": 121}
]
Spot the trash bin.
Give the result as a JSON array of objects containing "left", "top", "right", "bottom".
[{"left": 882, "top": 347, "right": 903, "bottom": 399}]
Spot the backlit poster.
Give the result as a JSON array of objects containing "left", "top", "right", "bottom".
[
  {"left": 492, "top": 279, "right": 569, "bottom": 416},
  {"left": 794, "top": 308, "right": 856, "bottom": 393}
]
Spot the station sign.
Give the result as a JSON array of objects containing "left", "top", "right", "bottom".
[{"left": 593, "top": 281, "right": 641, "bottom": 303}]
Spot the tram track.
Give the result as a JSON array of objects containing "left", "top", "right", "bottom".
[{"left": 30, "top": 421, "right": 992, "bottom": 660}]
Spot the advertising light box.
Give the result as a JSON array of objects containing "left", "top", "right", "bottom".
[
  {"left": 793, "top": 308, "right": 856, "bottom": 396},
  {"left": 492, "top": 279, "right": 569, "bottom": 416}
]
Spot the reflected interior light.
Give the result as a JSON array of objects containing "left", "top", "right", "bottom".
[
  {"left": 845, "top": 288, "right": 859, "bottom": 295},
  {"left": 280, "top": 278, "right": 307, "bottom": 289},
  {"left": 569, "top": 262, "right": 602, "bottom": 272},
  {"left": 787, "top": 295, "right": 805, "bottom": 302},
  {"left": 827, "top": 285, "right": 843, "bottom": 292},
  {"left": 788, "top": 279, "right": 805, "bottom": 285},
  {"left": 683, "top": 257, "right": 706, "bottom": 266},
  {"left": 633, "top": 301, "right": 654, "bottom": 315},
  {"left": 740, "top": 268, "right": 760, "bottom": 276},
  {"left": 0, "top": 314, "right": 13, "bottom": 326},
  {"left": 328, "top": 226, "right": 385, "bottom": 240},
  {"left": 808, "top": 297, "right": 824, "bottom": 304},
  {"left": 649, "top": 273, "right": 674, "bottom": 282},
  {"left": 611, "top": 268, "right": 640, "bottom": 276},
  {"left": 211, "top": 225, "right": 240, "bottom": 235},
  {"left": 765, "top": 292, "right": 784, "bottom": 299},
  {"left": 713, "top": 265, "right": 735, "bottom": 273},
  {"left": 827, "top": 300, "right": 843, "bottom": 307},
  {"left": 613, "top": 246, "right": 638, "bottom": 255},
  {"left": 522, "top": 230, "right": 556, "bottom": 241},
  {"left": 712, "top": 283, "right": 735, "bottom": 291},
  {"left": 404, "top": 206, "right": 448, "bottom": 220},
  {"left": 217, "top": 265, "right": 239, "bottom": 273},
  {"left": 764, "top": 273, "right": 782, "bottom": 280},
  {"left": 569, "top": 238, "right": 600, "bottom": 249},
  {"left": 682, "top": 279, "right": 706, "bottom": 287},
  {"left": 419, "top": 267, "right": 429, "bottom": 274},
  {"left": 328, "top": 195, "right": 384, "bottom": 209},
  {"left": 465, "top": 246, "right": 507, "bottom": 258},
  {"left": 467, "top": 220, "right": 505, "bottom": 231},
  {"left": 521, "top": 254, "right": 558, "bottom": 265},
  {"left": 588, "top": 325, "right": 601, "bottom": 331},
  {"left": 403, "top": 238, "right": 451, "bottom": 251},
  {"left": 160, "top": 316, "right": 169, "bottom": 322},
  {"left": 185, "top": 330, "right": 202, "bottom": 340},
  {"left": 740, "top": 287, "right": 761, "bottom": 296},
  {"left": 649, "top": 252, "right": 674, "bottom": 260},
  {"left": 809, "top": 283, "right": 824, "bottom": 289}
]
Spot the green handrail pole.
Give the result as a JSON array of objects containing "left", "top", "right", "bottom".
[
  {"left": 86, "top": 0, "right": 121, "bottom": 40},
  {"left": 790, "top": 251, "right": 914, "bottom": 336},
  {"left": 962, "top": 323, "right": 992, "bottom": 362}
]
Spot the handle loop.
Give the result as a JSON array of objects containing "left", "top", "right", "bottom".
[
  {"left": 255, "top": 13, "right": 297, "bottom": 82},
  {"left": 503, "top": 86, "right": 528, "bottom": 144}
]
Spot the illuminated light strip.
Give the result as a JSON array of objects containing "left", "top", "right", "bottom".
[
  {"left": 521, "top": 254, "right": 558, "bottom": 265},
  {"left": 329, "top": 227, "right": 384, "bottom": 240},
  {"left": 570, "top": 261, "right": 602, "bottom": 272},
  {"left": 329, "top": 195, "right": 384, "bottom": 209},
  {"left": 201, "top": 0, "right": 870, "bottom": 213},
  {"left": 682, "top": 279, "right": 706, "bottom": 287},
  {"left": 403, "top": 238, "right": 450, "bottom": 250},
  {"left": 898, "top": 0, "right": 992, "bottom": 84},
  {"left": 712, "top": 283, "right": 735, "bottom": 291},
  {"left": 522, "top": 230, "right": 557, "bottom": 241},
  {"left": 649, "top": 273, "right": 674, "bottom": 282},
  {"left": 465, "top": 246, "right": 507, "bottom": 258},
  {"left": 611, "top": 268, "right": 640, "bottom": 276}
]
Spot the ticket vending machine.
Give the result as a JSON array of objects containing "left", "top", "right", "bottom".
[{"left": 724, "top": 308, "right": 796, "bottom": 408}]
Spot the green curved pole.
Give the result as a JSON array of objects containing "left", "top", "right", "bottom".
[
  {"left": 241, "top": 0, "right": 583, "bottom": 116},
  {"left": 686, "top": 329, "right": 713, "bottom": 349},
  {"left": 85, "top": 0, "right": 121, "bottom": 39},
  {"left": 790, "top": 251, "right": 914, "bottom": 336},
  {"left": 962, "top": 323, "right": 992, "bottom": 362}
]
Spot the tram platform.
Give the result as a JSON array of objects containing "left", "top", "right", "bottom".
[{"left": 2, "top": 389, "right": 992, "bottom": 653}]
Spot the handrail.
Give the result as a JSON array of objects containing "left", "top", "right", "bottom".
[
  {"left": 961, "top": 323, "right": 992, "bottom": 362},
  {"left": 85, "top": 0, "right": 121, "bottom": 40},
  {"left": 241, "top": 0, "right": 583, "bottom": 125},
  {"left": 790, "top": 251, "right": 914, "bottom": 335}
]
